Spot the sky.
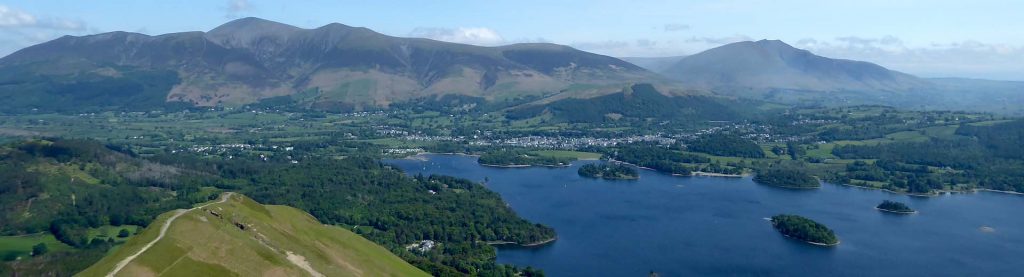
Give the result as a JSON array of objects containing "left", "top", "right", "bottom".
[{"left": 1, "top": 0, "right": 1022, "bottom": 80}]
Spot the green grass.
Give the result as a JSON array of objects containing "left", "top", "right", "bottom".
[
  {"left": 0, "top": 233, "right": 74, "bottom": 260},
  {"left": 804, "top": 143, "right": 837, "bottom": 159},
  {"left": 968, "top": 120, "right": 1013, "bottom": 126},
  {"left": 358, "top": 138, "right": 430, "bottom": 149},
  {"left": 681, "top": 151, "right": 750, "bottom": 164},
  {"left": 87, "top": 225, "right": 140, "bottom": 243}
]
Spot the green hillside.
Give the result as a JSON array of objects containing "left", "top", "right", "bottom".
[{"left": 78, "top": 193, "right": 427, "bottom": 277}]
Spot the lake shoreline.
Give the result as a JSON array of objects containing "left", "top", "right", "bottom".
[
  {"left": 771, "top": 223, "right": 840, "bottom": 247},
  {"left": 691, "top": 171, "right": 746, "bottom": 178},
  {"left": 480, "top": 163, "right": 572, "bottom": 168},
  {"left": 875, "top": 207, "right": 918, "bottom": 214},
  {"left": 608, "top": 158, "right": 751, "bottom": 179},
  {"left": 486, "top": 236, "right": 557, "bottom": 247},
  {"left": 835, "top": 182, "right": 1024, "bottom": 197}
]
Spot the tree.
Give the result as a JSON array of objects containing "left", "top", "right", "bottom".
[
  {"left": 32, "top": 243, "right": 48, "bottom": 256},
  {"left": 118, "top": 228, "right": 131, "bottom": 238}
]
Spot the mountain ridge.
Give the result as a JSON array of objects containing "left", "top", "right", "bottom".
[
  {"left": 0, "top": 17, "right": 672, "bottom": 112},
  {"left": 660, "top": 39, "right": 931, "bottom": 92}
]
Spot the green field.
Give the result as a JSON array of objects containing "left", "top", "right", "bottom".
[
  {"left": 87, "top": 225, "right": 141, "bottom": 244},
  {"left": 0, "top": 233, "right": 74, "bottom": 261}
]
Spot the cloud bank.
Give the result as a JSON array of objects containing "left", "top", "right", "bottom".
[
  {"left": 409, "top": 27, "right": 506, "bottom": 46},
  {"left": 0, "top": 5, "right": 90, "bottom": 57},
  {"left": 0, "top": 5, "right": 86, "bottom": 31},
  {"left": 796, "top": 36, "right": 1024, "bottom": 80},
  {"left": 224, "top": 0, "right": 253, "bottom": 19}
]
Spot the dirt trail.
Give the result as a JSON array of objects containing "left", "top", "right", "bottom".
[
  {"left": 105, "top": 192, "right": 233, "bottom": 277},
  {"left": 285, "top": 251, "right": 326, "bottom": 277}
]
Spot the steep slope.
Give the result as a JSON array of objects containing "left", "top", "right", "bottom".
[
  {"left": 0, "top": 17, "right": 669, "bottom": 112},
  {"left": 662, "top": 40, "right": 929, "bottom": 92},
  {"left": 78, "top": 193, "right": 427, "bottom": 277}
]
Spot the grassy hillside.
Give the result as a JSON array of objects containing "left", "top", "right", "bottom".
[{"left": 78, "top": 193, "right": 427, "bottom": 277}]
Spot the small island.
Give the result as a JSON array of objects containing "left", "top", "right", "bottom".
[
  {"left": 754, "top": 168, "right": 820, "bottom": 189},
  {"left": 578, "top": 163, "right": 639, "bottom": 180},
  {"left": 770, "top": 214, "right": 839, "bottom": 246},
  {"left": 876, "top": 200, "right": 916, "bottom": 214}
]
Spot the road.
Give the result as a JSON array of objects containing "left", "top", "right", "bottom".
[{"left": 105, "top": 192, "right": 233, "bottom": 277}]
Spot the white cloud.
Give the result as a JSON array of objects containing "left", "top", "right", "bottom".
[
  {"left": 571, "top": 39, "right": 693, "bottom": 57},
  {"left": 0, "top": 5, "right": 34, "bottom": 27},
  {"left": 409, "top": 27, "right": 506, "bottom": 46},
  {"left": 224, "top": 0, "right": 254, "bottom": 18},
  {"left": 571, "top": 40, "right": 630, "bottom": 50},
  {"left": 0, "top": 5, "right": 86, "bottom": 31},
  {"left": 227, "top": 0, "right": 252, "bottom": 12},
  {"left": 795, "top": 36, "right": 1024, "bottom": 80},
  {"left": 663, "top": 24, "right": 690, "bottom": 32},
  {"left": 0, "top": 5, "right": 91, "bottom": 57},
  {"left": 684, "top": 34, "right": 752, "bottom": 45},
  {"left": 636, "top": 39, "right": 657, "bottom": 48}
]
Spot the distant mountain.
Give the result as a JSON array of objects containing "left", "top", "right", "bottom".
[
  {"left": 78, "top": 193, "right": 427, "bottom": 277},
  {"left": 619, "top": 56, "right": 687, "bottom": 73},
  {"left": 661, "top": 40, "right": 930, "bottom": 92},
  {"left": 0, "top": 17, "right": 670, "bottom": 112},
  {"left": 648, "top": 40, "right": 1024, "bottom": 114}
]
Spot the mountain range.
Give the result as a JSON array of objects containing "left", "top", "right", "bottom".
[
  {"left": 660, "top": 40, "right": 930, "bottom": 92},
  {"left": 0, "top": 17, "right": 1021, "bottom": 115},
  {"left": 624, "top": 40, "right": 1024, "bottom": 114},
  {"left": 0, "top": 17, "right": 671, "bottom": 112}
]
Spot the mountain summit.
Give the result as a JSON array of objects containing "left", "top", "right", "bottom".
[
  {"left": 662, "top": 40, "right": 929, "bottom": 92},
  {"left": 0, "top": 17, "right": 666, "bottom": 112}
]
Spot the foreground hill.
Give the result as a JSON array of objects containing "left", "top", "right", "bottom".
[
  {"left": 0, "top": 17, "right": 670, "bottom": 113},
  {"left": 78, "top": 193, "right": 427, "bottom": 276}
]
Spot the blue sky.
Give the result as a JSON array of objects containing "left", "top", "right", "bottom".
[{"left": 2, "top": 0, "right": 1022, "bottom": 80}]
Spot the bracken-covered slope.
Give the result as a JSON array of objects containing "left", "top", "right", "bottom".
[
  {"left": 0, "top": 17, "right": 671, "bottom": 112},
  {"left": 77, "top": 193, "right": 427, "bottom": 277}
]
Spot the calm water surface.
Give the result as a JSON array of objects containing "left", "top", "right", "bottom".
[{"left": 389, "top": 154, "right": 1024, "bottom": 276}]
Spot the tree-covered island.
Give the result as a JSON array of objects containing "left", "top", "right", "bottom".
[
  {"left": 770, "top": 214, "right": 839, "bottom": 246},
  {"left": 578, "top": 163, "right": 640, "bottom": 180},
  {"left": 876, "top": 200, "right": 916, "bottom": 214}
]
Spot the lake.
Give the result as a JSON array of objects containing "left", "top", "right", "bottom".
[{"left": 388, "top": 154, "right": 1024, "bottom": 276}]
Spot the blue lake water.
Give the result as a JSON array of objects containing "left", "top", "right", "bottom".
[{"left": 388, "top": 154, "right": 1024, "bottom": 276}]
